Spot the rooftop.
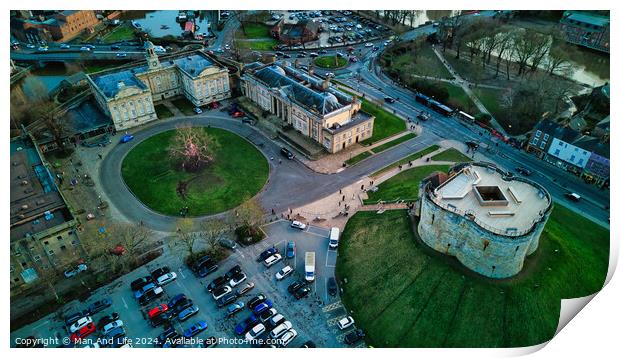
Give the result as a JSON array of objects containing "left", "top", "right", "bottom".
[
  {"left": 563, "top": 11, "right": 610, "bottom": 28},
  {"left": 10, "top": 137, "right": 72, "bottom": 242},
  {"left": 431, "top": 164, "right": 551, "bottom": 235}
]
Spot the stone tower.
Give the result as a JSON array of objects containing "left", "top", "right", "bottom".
[{"left": 144, "top": 41, "right": 161, "bottom": 70}]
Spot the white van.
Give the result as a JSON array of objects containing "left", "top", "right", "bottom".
[{"left": 329, "top": 227, "right": 340, "bottom": 249}]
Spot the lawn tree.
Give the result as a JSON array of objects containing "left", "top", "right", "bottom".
[
  {"left": 235, "top": 197, "right": 264, "bottom": 229},
  {"left": 174, "top": 218, "right": 201, "bottom": 257},
  {"left": 35, "top": 265, "right": 62, "bottom": 301},
  {"left": 494, "top": 30, "right": 515, "bottom": 78},
  {"left": 528, "top": 31, "right": 553, "bottom": 74},
  {"left": 168, "top": 125, "right": 219, "bottom": 172},
  {"left": 199, "top": 217, "right": 230, "bottom": 254},
  {"left": 110, "top": 222, "right": 152, "bottom": 268},
  {"left": 545, "top": 40, "right": 574, "bottom": 77}
]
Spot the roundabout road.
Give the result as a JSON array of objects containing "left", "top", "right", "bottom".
[{"left": 99, "top": 112, "right": 436, "bottom": 231}]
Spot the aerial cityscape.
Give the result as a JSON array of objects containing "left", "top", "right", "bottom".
[{"left": 9, "top": 9, "right": 610, "bottom": 349}]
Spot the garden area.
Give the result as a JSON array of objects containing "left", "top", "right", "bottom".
[
  {"left": 314, "top": 55, "right": 348, "bottom": 69},
  {"left": 121, "top": 127, "right": 269, "bottom": 216},
  {"left": 154, "top": 104, "right": 174, "bottom": 119},
  {"left": 235, "top": 22, "right": 279, "bottom": 51},
  {"left": 381, "top": 41, "right": 453, "bottom": 79},
  {"left": 337, "top": 205, "right": 609, "bottom": 347},
  {"left": 371, "top": 133, "right": 416, "bottom": 154},
  {"left": 364, "top": 165, "right": 450, "bottom": 204},
  {"left": 171, "top": 98, "right": 196, "bottom": 116},
  {"left": 359, "top": 99, "right": 406, "bottom": 144},
  {"left": 431, "top": 148, "right": 472, "bottom": 162},
  {"left": 101, "top": 23, "right": 137, "bottom": 43},
  {"left": 371, "top": 145, "right": 440, "bottom": 178}
]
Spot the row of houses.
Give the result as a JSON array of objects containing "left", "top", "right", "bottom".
[{"left": 526, "top": 119, "right": 610, "bottom": 187}]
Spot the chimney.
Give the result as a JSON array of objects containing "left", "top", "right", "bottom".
[{"left": 308, "top": 64, "right": 315, "bottom": 76}]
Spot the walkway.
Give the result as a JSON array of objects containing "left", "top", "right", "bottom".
[{"left": 431, "top": 46, "right": 509, "bottom": 136}]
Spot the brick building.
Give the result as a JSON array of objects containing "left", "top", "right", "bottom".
[
  {"left": 10, "top": 10, "right": 100, "bottom": 43},
  {"left": 558, "top": 11, "right": 610, "bottom": 53}
]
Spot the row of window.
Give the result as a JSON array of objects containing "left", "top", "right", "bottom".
[{"left": 111, "top": 97, "right": 153, "bottom": 122}]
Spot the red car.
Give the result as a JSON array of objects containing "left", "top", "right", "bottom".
[
  {"left": 148, "top": 304, "right": 169, "bottom": 319},
  {"left": 70, "top": 323, "right": 96, "bottom": 342},
  {"left": 232, "top": 111, "right": 245, "bottom": 118},
  {"left": 209, "top": 101, "right": 220, "bottom": 109},
  {"left": 109, "top": 245, "right": 126, "bottom": 256}
]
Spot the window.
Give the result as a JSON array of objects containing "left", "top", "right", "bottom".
[
  {"left": 543, "top": 134, "right": 549, "bottom": 141},
  {"left": 532, "top": 138, "right": 539, "bottom": 145},
  {"left": 72, "top": 240, "right": 79, "bottom": 246},
  {"left": 33, "top": 255, "right": 41, "bottom": 262},
  {"left": 44, "top": 241, "right": 49, "bottom": 245},
  {"left": 554, "top": 149, "right": 560, "bottom": 156},
  {"left": 21, "top": 261, "right": 27, "bottom": 268},
  {"left": 535, "top": 130, "right": 542, "bottom": 138},
  {"left": 578, "top": 158, "right": 584, "bottom": 166},
  {"left": 48, "top": 250, "right": 55, "bottom": 256},
  {"left": 57, "top": 236, "right": 63, "bottom": 241},
  {"left": 540, "top": 141, "right": 546, "bottom": 148},
  {"left": 570, "top": 154, "right": 576, "bottom": 162},
  {"left": 60, "top": 245, "right": 67, "bottom": 251}
]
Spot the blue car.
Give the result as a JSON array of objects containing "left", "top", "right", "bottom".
[
  {"left": 234, "top": 314, "right": 258, "bottom": 335},
  {"left": 134, "top": 283, "right": 156, "bottom": 299},
  {"left": 252, "top": 300, "right": 273, "bottom": 315},
  {"left": 178, "top": 305, "right": 200, "bottom": 321},
  {"left": 227, "top": 301, "right": 245, "bottom": 316},
  {"left": 88, "top": 298, "right": 112, "bottom": 315},
  {"left": 120, "top": 134, "right": 134, "bottom": 143},
  {"left": 183, "top": 320, "right": 208, "bottom": 338},
  {"left": 286, "top": 241, "right": 296, "bottom": 259},
  {"left": 168, "top": 293, "right": 187, "bottom": 308}
]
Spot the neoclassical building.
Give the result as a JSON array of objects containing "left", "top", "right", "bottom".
[
  {"left": 240, "top": 61, "right": 374, "bottom": 153},
  {"left": 87, "top": 42, "right": 231, "bottom": 130}
]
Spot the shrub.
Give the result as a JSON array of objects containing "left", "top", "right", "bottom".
[{"left": 235, "top": 224, "right": 265, "bottom": 245}]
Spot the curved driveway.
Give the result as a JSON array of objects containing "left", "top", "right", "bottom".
[{"left": 100, "top": 113, "right": 436, "bottom": 231}]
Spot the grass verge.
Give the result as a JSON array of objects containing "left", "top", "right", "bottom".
[
  {"left": 370, "top": 144, "right": 440, "bottom": 178},
  {"left": 431, "top": 148, "right": 472, "bottom": 162},
  {"left": 345, "top": 151, "right": 373, "bottom": 166},
  {"left": 364, "top": 165, "right": 450, "bottom": 204},
  {"left": 314, "top": 55, "right": 348, "bottom": 69},
  {"left": 371, "top": 133, "right": 416, "bottom": 154}
]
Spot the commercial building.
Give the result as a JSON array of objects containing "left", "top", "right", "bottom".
[
  {"left": 87, "top": 42, "right": 231, "bottom": 130},
  {"left": 525, "top": 119, "right": 580, "bottom": 159},
  {"left": 558, "top": 11, "right": 610, "bottom": 53},
  {"left": 418, "top": 163, "right": 552, "bottom": 278},
  {"left": 240, "top": 61, "right": 374, "bottom": 153},
  {"left": 10, "top": 135, "right": 82, "bottom": 292},
  {"left": 10, "top": 10, "right": 100, "bottom": 43}
]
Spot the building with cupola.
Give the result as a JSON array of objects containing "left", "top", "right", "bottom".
[{"left": 87, "top": 41, "right": 231, "bottom": 130}]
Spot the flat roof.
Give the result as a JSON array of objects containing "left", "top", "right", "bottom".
[
  {"left": 564, "top": 12, "right": 610, "bottom": 27},
  {"left": 433, "top": 164, "right": 550, "bottom": 234}
]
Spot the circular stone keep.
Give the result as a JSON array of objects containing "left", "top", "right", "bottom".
[{"left": 121, "top": 127, "right": 269, "bottom": 216}]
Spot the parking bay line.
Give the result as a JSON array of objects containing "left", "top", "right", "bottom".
[{"left": 121, "top": 297, "right": 128, "bottom": 309}]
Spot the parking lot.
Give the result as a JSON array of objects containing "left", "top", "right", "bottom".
[{"left": 11, "top": 220, "right": 364, "bottom": 348}]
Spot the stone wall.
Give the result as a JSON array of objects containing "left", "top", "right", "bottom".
[{"left": 417, "top": 190, "right": 551, "bottom": 278}]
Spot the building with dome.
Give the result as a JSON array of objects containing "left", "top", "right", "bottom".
[
  {"left": 240, "top": 61, "right": 374, "bottom": 153},
  {"left": 87, "top": 41, "right": 231, "bottom": 130}
]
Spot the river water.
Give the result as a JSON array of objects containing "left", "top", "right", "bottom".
[{"left": 119, "top": 10, "right": 217, "bottom": 38}]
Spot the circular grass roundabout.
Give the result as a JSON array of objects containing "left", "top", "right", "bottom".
[
  {"left": 314, "top": 55, "right": 348, "bottom": 69},
  {"left": 121, "top": 127, "right": 269, "bottom": 217}
]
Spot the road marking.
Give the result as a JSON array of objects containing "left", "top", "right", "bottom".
[
  {"left": 179, "top": 268, "right": 186, "bottom": 279},
  {"left": 324, "top": 277, "right": 329, "bottom": 303},
  {"left": 121, "top": 297, "right": 128, "bottom": 309},
  {"left": 325, "top": 250, "right": 337, "bottom": 268},
  {"left": 322, "top": 301, "right": 343, "bottom": 313},
  {"left": 32, "top": 320, "right": 50, "bottom": 330}
]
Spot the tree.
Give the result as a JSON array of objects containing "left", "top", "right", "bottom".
[
  {"left": 199, "top": 217, "right": 230, "bottom": 254},
  {"left": 494, "top": 30, "right": 515, "bottom": 78},
  {"left": 235, "top": 197, "right": 264, "bottom": 228},
  {"left": 173, "top": 218, "right": 201, "bottom": 257},
  {"left": 169, "top": 125, "right": 218, "bottom": 172},
  {"left": 109, "top": 222, "right": 152, "bottom": 267},
  {"left": 545, "top": 40, "right": 574, "bottom": 77}
]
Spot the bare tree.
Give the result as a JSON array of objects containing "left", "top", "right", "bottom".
[
  {"left": 199, "top": 217, "right": 230, "bottom": 253},
  {"left": 110, "top": 222, "right": 152, "bottom": 267},
  {"left": 235, "top": 197, "right": 264, "bottom": 228},
  {"left": 173, "top": 218, "right": 201, "bottom": 257},
  {"left": 545, "top": 40, "right": 574, "bottom": 77},
  {"left": 494, "top": 30, "right": 515, "bottom": 78},
  {"left": 169, "top": 125, "right": 218, "bottom": 172}
]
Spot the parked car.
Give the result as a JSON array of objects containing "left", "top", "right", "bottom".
[
  {"left": 64, "top": 263, "right": 88, "bottom": 278},
  {"left": 213, "top": 285, "right": 232, "bottom": 300},
  {"left": 365, "top": 42, "right": 373, "bottom": 47},
  {"left": 235, "top": 314, "right": 259, "bottom": 335},
  {"left": 290, "top": 221, "right": 307, "bottom": 230},
  {"left": 150, "top": 266, "right": 170, "bottom": 278},
  {"left": 178, "top": 305, "right": 200, "bottom": 321},
  {"left": 225, "top": 264, "right": 243, "bottom": 279},
  {"left": 148, "top": 304, "right": 169, "bottom": 319},
  {"left": 245, "top": 323, "right": 266, "bottom": 341},
  {"left": 286, "top": 241, "right": 296, "bottom": 258},
  {"left": 60, "top": 43, "right": 71, "bottom": 49},
  {"left": 247, "top": 294, "right": 267, "bottom": 310},
  {"left": 120, "top": 134, "right": 134, "bottom": 143},
  {"left": 97, "top": 312, "right": 119, "bottom": 328},
  {"left": 138, "top": 286, "right": 164, "bottom": 306},
  {"left": 219, "top": 238, "right": 238, "bottom": 250},
  {"left": 257, "top": 247, "right": 278, "bottom": 262},
  {"left": 280, "top": 147, "right": 295, "bottom": 159},
  {"left": 279, "top": 328, "right": 298, "bottom": 347},
  {"left": 253, "top": 300, "right": 273, "bottom": 315},
  {"left": 69, "top": 316, "right": 93, "bottom": 333},
  {"left": 384, "top": 96, "right": 396, "bottom": 103},
  {"left": 270, "top": 321, "right": 292, "bottom": 339},
  {"left": 276, "top": 266, "right": 294, "bottom": 280},
  {"left": 103, "top": 326, "right": 125, "bottom": 339},
  {"left": 264, "top": 253, "right": 283, "bottom": 267},
  {"left": 102, "top": 320, "right": 124, "bottom": 336},
  {"left": 293, "top": 286, "right": 311, "bottom": 299},
  {"left": 150, "top": 312, "right": 172, "bottom": 327},
  {"left": 309, "top": 52, "right": 319, "bottom": 57},
  {"left": 193, "top": 107, "right": 203, "bottom": 114},
  {"left": 337, "top": 316, "right": 355, "bottom": 330},
  {"left": 344, "top": 329, "right": 365, "bottom": 345},
  {"left": 216, "top": 292, "right": 238, "bottom": 308},
  {"left": 156, "top": 272, "right": 177, "bottom": 286},
  {"left": 38, "top": 46, "right": 48, "bottom": 51},
  {"left": 80, "top": 46, "right": 91, "bottom": 52},
  {"left": 183, "top": 320, "right": 208, "bottom": 338},
  {"left": 268, "top": 313, "right": 286, "bottom": 328},
  {"left": 207, "top": 276, "right": 227, "bottom": 292},
  {"left": 116, "top": 53, "right": 128, "bottom": 58},
  {"left": 288, "top": 280, "right": 306, "bottom": 294},
  {"left": 171, "top": 299, "right": 194, "bottom": 316},
  {"left": 110, "top": 45, "right": 121, "bottom": 50},
  {"left": 241, "top": 116, "right": 255, "bottom": 125},
  {"left": 70, "top": 323, "right": 96, "bottom": 342},
  {"left": 327, "top": 277, "right": 338, "bottom": 296},
  {"left": 65, "top": 312, "right": 85, "bottom": 327},
  {"left": 229, "top": 272, "right": 247, "bottom": 287},
  {"left": 87, "top": 298, "right": 112, "bottom": 315},
  {"left": 130, "top": 276, "right": 152, "bottom": 292},
  {"left": 565, "top": 192, "right": 581, "bottom": 201},
  {"left": 236, "top": 282, "right": 255, "bottom": 296},
  {"left": 168, "top": 293, "right": 187, "bottom": 309},
  {"left": 156, "top": 327, "right": 179, "bottom": 347},
  {"left": 259, "top": 308, "right": 278, "bottom": 323},
  {"left": 227, "top": 301, "right": 245, "bottom": 316},
  {"left": 232, "top": 111, "right": 245, "bottom": 118},
  {"left": 134, "top": 283, "right": 156, "bottom": 299}
]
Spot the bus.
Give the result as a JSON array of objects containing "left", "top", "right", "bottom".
[
  {"left": 457, "top": 111, "right": 475, "bottom": 123},
  {"left": 328, "top": 227, "right": 340, "bottom": 249},
  {"left": 428, "top": 100, "right": 454, "bottom": 116},
  {"left": 305, "top": 252, "right": 316, "bottom": 282}
]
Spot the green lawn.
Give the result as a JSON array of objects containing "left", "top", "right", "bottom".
[
  {"left": 171, "top": 98, "right": 196, "bottom": 116},
  {"left": 314, "top": 56, "right": 348, "bottom": 69},
  {"left": 238, "top": 23, "right": 271, "bottom": 39},
  {"left": 386, "top": 44, "right": 454, "bottom": 79},
  {"left": 345, "top": 151, "right": 373, "bottom": 166},
  {"left": 364, "top": 165, "right": 450, "bottom": 204},
  {"left": 154, "top": 104, "right": 174, "bottom": 119},
  {"left": 360, "top": 100, "right": 406, "bottom": 144},
  {"left": 371, "top": 133, "right": 416, "bottom": 154},
  {"left": 443, "top": 82, "right": 480, "bottom": 115},
  {"left": 337, "top": 206, "right": 609, "bottom": 347},
  {"left": 431, "top": 148, "right": 472, "bottom": 162},
  {"left": 121, "top": 128, "right": 269, "bottom": 216},
  {"left": 102, "top": 24, "right": 136, "bottom": 43},
  {"left": 371, "top": 145, "right": 441, "bottom": 178},
  {"left": 235, "top": 39, "right": 279, "bottom": 51}
]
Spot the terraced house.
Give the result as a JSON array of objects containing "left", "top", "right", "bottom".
[
  {"left": 87, "top": 42, "right": 231, "bottom": 130},
  {"left": 241, "top": 61, "right": 374, "bottom": 153}
]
